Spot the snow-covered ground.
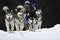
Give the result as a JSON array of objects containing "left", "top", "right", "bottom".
[{"left": 0, "top": 24, "right": 60, "bottom": 40}]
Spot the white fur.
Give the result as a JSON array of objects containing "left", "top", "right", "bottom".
[{"left": 2, "top": 6, "right": 9, "bottom": 11}]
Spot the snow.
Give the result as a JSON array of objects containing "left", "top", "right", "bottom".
[{"left": 0, "top": 24, "right": 60, "bottom": 40}]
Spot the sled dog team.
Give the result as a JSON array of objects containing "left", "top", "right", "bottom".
[{"left": 2, "top": 5, "right": 42, "bottom": 33}]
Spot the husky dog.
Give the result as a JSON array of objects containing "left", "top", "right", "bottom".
[
  {"left": 28, "top": 11, "right": 37, "bottom": 31},
  {"left": 15, "top": 5, "right": 26, "bottom": 31},
  {"left": 28, "top": 17, "right": 37, "bottom": 31},
  {"left": 3, "top": 6, "right": 14, "bottom": 33},
  {"left": 36, "top": 9, "right": 42, "bottom": 29}
]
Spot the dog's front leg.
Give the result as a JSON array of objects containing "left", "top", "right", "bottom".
[
  {"left": 15, "top": 19, "right": 20, "bottom": 31},
  {"left": 33, "top": 23, "right": 36, "bottom": 32},
  {"left": 29, "top": 23, "right": 32, "bottom": 31},
  {"left": 20, "top": 22, "right": 24, "bottom": 31},
  {"left": 5, "top": 19, "right": 10, "bottom": 33},
  {"left": 15, "top": 23, "right": 20, "bottom": 31},
  {"left": 10, "top": 20, "right": 14, "bottom": 32},
  {"left": 38, "top": 21, "right": 42, "bottom": 29}
]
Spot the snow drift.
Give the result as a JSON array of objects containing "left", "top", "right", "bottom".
[{"left": 0, "top": 24, "right": 60, "bottom": 40}]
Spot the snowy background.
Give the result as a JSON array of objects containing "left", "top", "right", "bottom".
[{"left": 0, "top": 24, "right": 60, "bottom": 40}]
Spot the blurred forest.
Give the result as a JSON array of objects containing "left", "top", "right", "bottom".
[{"left": 0, "top": 0, "right": 60, "bottom": 31}]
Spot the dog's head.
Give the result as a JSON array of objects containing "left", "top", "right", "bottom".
[
  {"left": 28, "top": 17, "right": 37, "bottom": 24},
  {"left": 36, "top": 9, "right": 42, "bottom": 16},
  {"left": 36, "top": 9, "right": 42, "bottom": 21}
]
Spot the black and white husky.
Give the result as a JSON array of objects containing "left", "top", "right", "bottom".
[
  {"left": 3, "top": 6, "right": 14, "bottom": 33},
  {"left": 28, "top": 11, "right": 37, "bottom": 31},
  {"left": 28, "top": 9, "right": 42, "bottom": 31},
  {"left": 28, "top": 17, "right": 37, "bottom": 31}
]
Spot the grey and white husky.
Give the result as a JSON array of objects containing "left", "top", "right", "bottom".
[
  {"left": 3, "top": 6, "right": 14, "bottom": 33},
  {"left": 14, "top": 5, "right": 26, "bottom": 31},
  {"left": 36, "top": 9, "right": 42, "bottom": 29}
]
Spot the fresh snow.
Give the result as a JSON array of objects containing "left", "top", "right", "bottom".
[{"left": 0, "top": 24, "right": 60, "bottom": 40}]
